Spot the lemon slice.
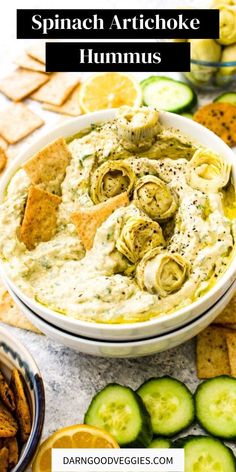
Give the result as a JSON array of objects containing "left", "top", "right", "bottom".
[
  {"left": 32, "top": 424, "right": 119, "bottom": 472},
  {"left": 79, "top": 72, "right": 142, "bottom": 113}
]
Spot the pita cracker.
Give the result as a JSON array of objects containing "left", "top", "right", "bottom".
[
  {"left": 0, "top": 403, "right": 18, "bottom": 438},
  {"left": 31, "top": 72, "right": 80, "bottom": 106},
  {"left": 26, "top": 43, "right": 46, "bottom": 64},
  {"left": 226, "top": 332, "right": 236, "bottom": 377},
  {"left": 0, "top": 287, "right": 40, "bottom": 333},
  {"left": 0, "top": 447, "right": 9, "bottom": 472},
  {"left": 214, "top": 293, "right": 236, "bottom": 325},
  {"left": 0, "top": 147, "right": 7, "bottom": 173},
  {"left": 10, "top": 369, "right": 31, "bottom": 443},
  {"left": 0, "top": 369, "right": 15, "bottom": 411},
  {"left": 20, "top": 186, "right": 61, "bottom": 250},
  {"left": 23, "top": 137, "right": 72, "bottom": 194},
  {"left": 0, "top": 103, "right": 44, "bottom": 144},
  {"left": 72, "top": 193, "right": 129, "bottom": 250},
  {"left": 0, "top": 68, "right": 49, "bottom": 101},
  {"left": 43, "top": 84, "right": 81, "bottom": 116},
  {"left": 0, "top": 137, "right": 8, "bottom": 152},
  {"left": 14, "top": 53, "right": 46, "bottom": 73},
  {"left": 196, "top": 326, "right": 232, "bottom": 379},
  {"left": 2, "top": 438, "right": 19, "bottom": 469}
]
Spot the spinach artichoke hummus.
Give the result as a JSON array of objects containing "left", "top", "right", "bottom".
[{"left": 0, "top": 107, "right": 235, "bottom": 324}]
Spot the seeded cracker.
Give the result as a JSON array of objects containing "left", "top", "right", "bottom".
[
  {"left": 43, "top": 84, "right": 81, "bottom": 116},
  {"left": 226, "top": 332, "right": 236, "bottom": 377},
  {"left": 14, "top": 53, "right": 46, "bottom": 73},
  {"left": 0, "top": 68, "right": 49, "bottom": 101},
  {"left": 0, "top": 103, "right": 44, "bottom": 144},
  {"left": 72, "top": 193, "right": 129, "bottom": 250},
  {"left": 20, "top": 186, "right": 61, "bottom": 250},
  {"left": 31, "top": 72, "right": 80, "bottom": 106},
  {"left": 10, "top": 369, "right": 31, "bottom": 443},
  {"left": 194, "top": 102, "right": 236, "bottom": 147},
  {"left": 0, "top": 447, "right": 9, "bottom": 472},
  {"left": 26, "top": 43, "right": 46, "bottom": 64},
  {"left": 0, "top": 403, "right": 18, "bottom": 438},
  {"left": 23, "top": 137, "right": 72, "bottom": 195},
  {"left": 196, "top": 326, "right": 233, "bottom": 379},
  {"left": 0, "top": 369, "right": 15, "bottom": 411}
]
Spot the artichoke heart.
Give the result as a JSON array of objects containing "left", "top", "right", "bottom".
[
  {"left": 217, "top": 43, "right": 236, "bottom": 77},
  {"left": 114, "top": 106, "right": 160, "bottom": 152},
  {"left": 134, "top": 175, "right": 178, "bottom": 221},
  {"left": 217, "top": 5, "right": 236, "bottom": 45},
  {"left": 90, "top": 160, "right": 136, "bottom": 204},
  {"left": 136, "top": 248, "right": 189, "bottom": 297},
  {"left": 139, "top": 128, "right": 196, "bottom": 160},
  {"left": 187, "top": 149, "right": 231, "bottom": 193},
  {"left": 116, "top": 216, "right": 164, "bottom": 264},
  {"left": 187, "top": 39, "right": 221, "bottom": 85}
]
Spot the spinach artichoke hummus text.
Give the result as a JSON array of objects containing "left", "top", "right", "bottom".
[{"left": 0, "top": 107, "right": 235, "bottom": 323}]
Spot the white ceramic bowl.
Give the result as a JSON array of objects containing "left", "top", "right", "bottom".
[
  {"left": 0, "top": 110, "right": 236, "bottom": 341},
  {"left": 0, "top": 326, "right": 45, "bottom": 471},
  {"left": 6, "top": 278, "right": 236, "bottom": 358}
]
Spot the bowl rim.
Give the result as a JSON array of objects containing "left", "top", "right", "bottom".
[
  {"left": 191, "top": 58, "right": 236, "bottom": 67},
  {"left": 0, "top": 109, "right": 236, "bottom": 334},
  {"left": 0, "top": 326, "right": 45, "bottom": 472}
]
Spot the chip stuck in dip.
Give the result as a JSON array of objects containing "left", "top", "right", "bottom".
[{"left": 0, "top": 107, "right": 235, "bottom": 324}]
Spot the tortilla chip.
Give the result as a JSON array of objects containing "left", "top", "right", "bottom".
[
  {"left": 0, "top": 147, "right": 7, "bottom": 173},
  {"left": 0, "top": 68, "right": 49, "bottom": 102},
  {"left": 43, "top": 84, "right": 82, "bottom": 116},
  {"left": 214, "top": 293, "right": 236, "bottom": 325},
  {"left": 23, "top": 137, "right": 72, "bottom": 195},
  {"left": 26, "top": 43, "right": 46, "bottom": 64},
  {"left": 194, "top": 102, "right": 236, "bottom": 147},
  {"left": 0, "top": 103, "right": 44, "bottom": 144},
  {"left": 10, "top": 369, "right": 31, "bottom": 444},
  {"left": 0, "top": 370, "right": 15, "bottom": 412},
  {"left": 72, "top": 193, "right": 129, "bottom": 250},
  {"left": 31, "top": 72, "right": 80, "bottom": 106},
  {"left": 0, "top": 403, "right": 18, "bottom": 438},
  {"left": 0, "top": 286, "right": 40, "bottom": 333},
  {"left": 19, "top": 186, "right": 61, "bottom": 250},
  {"left": 226, "top": 332, "right": 236, "bottom": 377},
  {"left": 196, "top": 326, "right": 232, "bottom": 379},
  {"left": 0, "top": 447, "right": 9, "bottom": 472},
  {"left": 14, "top": 53, "right": 46, "bottom": 73}
]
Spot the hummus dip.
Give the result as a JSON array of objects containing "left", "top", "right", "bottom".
[{"left": 0, "top": 107, "right": 235, "bottom": 323}]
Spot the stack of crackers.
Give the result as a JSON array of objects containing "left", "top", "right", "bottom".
[
  {"left": 0, "top": 367, "right": 31, "bottom": 471},
  {"left": 0, "top": 43, "right": 81, "bottom": 174},
  {"left": 197, "top": 294, "right": 236, "bottom": 379}
]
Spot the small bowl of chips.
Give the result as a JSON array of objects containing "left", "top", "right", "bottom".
[{"left": 0, "top": 326, "right": 45, "bottom": 471}]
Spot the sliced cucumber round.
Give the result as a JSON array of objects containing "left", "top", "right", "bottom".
[
  {"left": 148, "top": 438, "right": 171, "bottom": 448},
  {"left": 174, "top": 435, "right": 236, "bottom": 472},
  {"left": 137, "top": 377, "right": 194, "bottom": 437},
  {"left": 181, "top": 112, "right": 194, "bottom": 119},
  {"left": 141, "top": 76, "right": 197, "bottom": 114},
  {"left": 214, "top": 92, "right": 236, "bottom": 106},
  {"left": 195, "top": 376, "right": 236, "bottom": 440},
  {"left": 84, "top": 383, "right": 153, "bottom": 447}
]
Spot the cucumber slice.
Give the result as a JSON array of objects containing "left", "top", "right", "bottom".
[
  {"left": 141, "top": 76, "right": 197, "bottom": 114},
  {"left": 181, "top": 112, "right": 194, "bottom": 119},
  {"left": 195, "top": 376, "right": 236, "bottom": 439},
  {"left": 137, "top": 377, "right": 194, "bottom": 436},
  {"left": 84, "top": 383, "right": 153, "bottom": 447},
  {"left": 148, "top": 438, "right": 171, "bottom": 448},
  {"left": 174, "top": 436, "right": 236, "bottom": 472},
  {"left": 214, "top": 92, "right": 236, "bottom": 106}
]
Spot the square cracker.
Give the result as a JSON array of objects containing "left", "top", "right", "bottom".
[
  {"left": 20, "top": 186, "right": 61, "bottom": 250},
  {"left": 31, "top": 72, "right": 80, "bottom": 106},
  {"left": 72, "top": 193, "right": 129, "bottom": 250},
  {"left": 10, "top": 369, "right": 31, "bottom": 444},
  {"left": 0, "top": 68, "right": 49, "bottom": 101},
  {"left": 23, "top": 137, "right": 72, "bottom": 195},
  {"left": 14, "top": 53, "right": 46, "bottom": 73},
  {"left": 214, "top": 293, "right": 236, "bottom": 325},
  {"left": 0, "top": 447, "right": 9, "bottom": 472},
  {"left": 43, "top": 84, "right": 81, "bottom": 116},
  {"left": 226, "top": 332, "right": 236, "bottom": 377},
  {"left": 0, "top": 103, "right": 44, "bottom": 144},
  {"left": 26, "top": 43, "right": 46, "bottom": 64},
  {"left": 196, "top": 326, "right": 233, "bottom": 379}
]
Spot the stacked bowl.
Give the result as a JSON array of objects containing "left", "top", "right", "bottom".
[{"left": 1, "top": 111, "right": 236, "bottom": 358}]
